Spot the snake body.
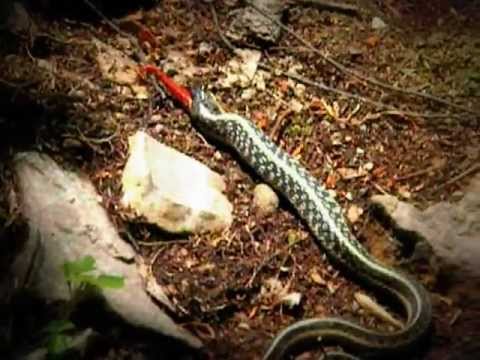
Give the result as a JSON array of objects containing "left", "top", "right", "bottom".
[{"left": 190, "top": 89, "right": 432, "bottom": 359}]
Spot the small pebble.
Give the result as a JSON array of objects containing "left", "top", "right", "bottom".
[
  {"left": 371, "top": 17, "right": 387, "bottom": 30},
  {"left": 253, "top": 183, "right": 279, "bottom": 216},
  {"left": 364, "top": 162, "right": 374, "bottom": 171}
]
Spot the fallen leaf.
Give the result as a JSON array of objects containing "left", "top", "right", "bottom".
[
  {"left": 289, "top": 98, "right": 304, "bottom": 113},
  {"left": 287, "top": 230, "right": 302, "bottom": 247},
  {"left": 252, "top": 110, "right": 269, "bottom": 129},
  {"left": 348, "top": 46, "right": 363, "bottom": 56},
  {"left": 281, "top": 292, "right": 302, "bottom": 309},
  {"left": 347, "top": 204, "right": 364, "bottom": 223},
  {"left": 241, "top": 88, "right": 257, "bottom": 100},
  {"left": 431, "top": 157, "right": 447, "bottom": 169},
  {"left": 327, "top": 282, "right": 340, "bottom": 294},
  {"left": 95, "top": 39, "right": 138, "bottom": 85},
  {"left": 309, "top": 268, "right": 326, "bottom": 286},
  {"left": 118, "top": 9, "right": 144, "bottom": 22},
  {"left": 354, "top": 292, "right": 403, "bottom": 328},
  {"left": 277, "top": 79, "right": 290, "bottom": 93},
  {"left": 196, "top": 262, "right": 215, "bottom": 272},
  {"left": 309, "top": 97, "right": 326, "bottom": 114},
  {"left": 325, "top": 172, "right": 338, "bottom": 188},
  {"left": 337, "top": 167, "right": 367, "bottom": 180},
  {"left": 372, "top": 165, "right": 387, "bottom": 178},
  {"left": 397, "top": 185, "right": 411, "bottom": 199},
  {"left": 238, "top": 322, "right": 251, "bottom": 330},
  {"left": 138, "top": 27, "right": 157, "bottom": 47},
  {"left": 321, "top": 98, "right": 340, "bottom": 120},
  {"left": 292, "top": 143, "right": 304, "bottom": 157},
  {"left": 330, "top": 132, "right": 343, "bottom": 146},
  {"left": 365, "top": 35, "right": 380, "bottom": 47}
]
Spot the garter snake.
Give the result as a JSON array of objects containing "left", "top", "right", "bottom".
[{"left": 190, "top": 89, "right": 432, "bottom": 359}]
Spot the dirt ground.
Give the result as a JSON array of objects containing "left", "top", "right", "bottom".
[{"left": 1, "top": 0, "right": 479, "bottom": 359}]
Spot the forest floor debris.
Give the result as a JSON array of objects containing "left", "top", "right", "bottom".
[{"left": 0, "top": 1, "right": 479, "bottom": 359}]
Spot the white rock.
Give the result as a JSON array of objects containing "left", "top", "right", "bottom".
[
  {"left": 253, "top": 183, "right": 279, "bottom": 215},
  {"left": 121, "top": 131, "right": 233, "bottom": 234},
  {"left": 8, "top": 152, "right": 201, "bottom": 349}
]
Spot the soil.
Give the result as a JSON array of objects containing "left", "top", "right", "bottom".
[{"left": 1, "top": 0, "right": 479, "bottom": 359}]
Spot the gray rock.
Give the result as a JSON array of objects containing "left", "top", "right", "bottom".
[
  {"left": 121, "top": 131, "right": 233, "bottom": 234},
  {"left": 226, "top": 0, "right": 285, "bottom": 46},
  {"left": 9, "top": 152, "right": 201, "bottom": 350},
  {"left": 371, "top": 174, "right": 480, "bottom": 300}
]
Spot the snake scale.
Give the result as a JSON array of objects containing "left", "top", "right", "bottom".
[{"left": 190, "top": 88, "right": 432, "bottom": 360}]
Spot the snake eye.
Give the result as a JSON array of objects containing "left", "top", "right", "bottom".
[{"left": 191, "top": 88, "right": 203, "bottom": 101}]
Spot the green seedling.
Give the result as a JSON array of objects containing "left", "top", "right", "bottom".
[{"left": 42, "top": 255, "right": 124, "bottom": 359}]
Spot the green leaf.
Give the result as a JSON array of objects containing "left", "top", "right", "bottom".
[
  {"left": 63, "top": 256, "right": 96, "bottom": 281},
  {"left": 46, "top": 333, "right": 72, "bottom": 356},
  {"left": 74, "top": 274, "right": 98, "bottom": 286},
  {"left": 95, "top": 274, "right": 125, "bottom": 289},
  {"left": 287, "top": 230, "right": 301, "bottom": 247},
  {"left": 74, "top": 273, "right": 124, "bottom": 289},
  {"left": 43, "top": 320, "right": 75, "bottom": 335}
]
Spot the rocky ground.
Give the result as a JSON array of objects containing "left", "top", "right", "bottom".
[{"left": 0, "top": 1, "right": 479, "bottom": 359}]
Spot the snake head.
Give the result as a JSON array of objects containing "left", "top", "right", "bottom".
[
  {"left": 190, "top": 87, "right": 232, "bottom": 143},
  {"left": 191, "top": 87, "right": 222, "bottom": 117}
]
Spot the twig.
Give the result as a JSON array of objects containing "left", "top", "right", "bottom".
[
  {"left": 394, "top": 168, "right": 435, "bottom": 182},
  {"left": 209, "top": 2, "right": 237, "bottom": 54},
  {"left": 0, "top": 78, "right": 39, "bottom": 89},
  {"left": 245, "top": 0, "right": 479, "bottom": 116},
  {"left": 372, "top": 182, "right": 389, "bottom": 195},
  {"left": 259, "top": 62, "right": 459, "bottom": 119},
  {"left": 269, "top": 107, "right": 293, "bottom": 140},
  {"left": 394, "top": 161, "right": 445, "bottom": 181},
  {"left": 76, "top": 123, "right": 119, "bottom": 144},
  {"left": 138, "top": 239, "right": 190, "bottom": 247},
  {"left": 440, "top": 162, "right": 480, "bottom": 189},
  {"left": 449, "top": 308, "right": 462, "bottom": 327},
  {"left": 246, "top": 250, "right": 281, "bottom": 288},
  {"left": 291, "top": 0, "right": 359, "bottom": 14},
  {"left": 209, "top": 4, "right": 462, "bottom": 120}
]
